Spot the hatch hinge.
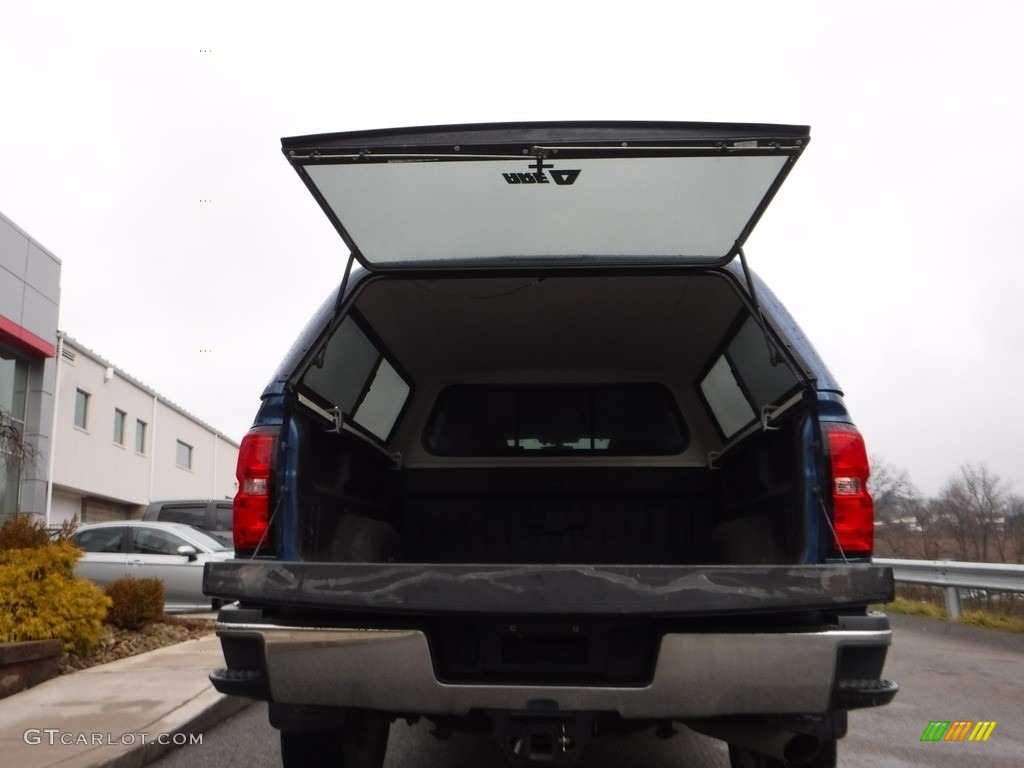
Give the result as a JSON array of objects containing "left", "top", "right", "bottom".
[
  {"left": 529, "top": 145, "right": 553, "bottom": 178},
  {"left": 736, "top": 247, "right": 782, "bottom": 367}
]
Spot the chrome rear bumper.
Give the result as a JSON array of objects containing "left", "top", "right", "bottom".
[{"left": 212, "top": 622, "right": 893, "bottom": 719}]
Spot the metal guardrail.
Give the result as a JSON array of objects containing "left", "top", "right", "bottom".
[{"left": 874, "top": 558, "right": 1024, "bottom": 619}]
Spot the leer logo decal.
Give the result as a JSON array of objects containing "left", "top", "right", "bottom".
[
  {"left": 502, "top": 158, "right": 580, "bottom": 186},
  {"left": 920, "top": 721, "right": 997, "bottom": 742}
]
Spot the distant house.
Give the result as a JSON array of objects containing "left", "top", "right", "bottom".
[
  {"left": 48, "top": 335, "right": 239, "bottom": 523},
  {"left": 891, "top": 516, "right": 923, "bottom": 532}
]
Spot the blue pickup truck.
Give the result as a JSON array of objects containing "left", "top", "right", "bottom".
[{"left": 204, "top": 122, "right": 897, "bottom": 768}]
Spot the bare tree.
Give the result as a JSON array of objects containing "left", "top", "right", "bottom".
[
  {"left": 0, "top": 406, "right": 40, "bottom": 523},
  {"left": 1007, "top": 495, "right": 1024, "bottom": 564},
  {"left": 868, "top": 456, "right": 924, "bottom": 557},
  {"left": 0, "top": 406, "right": 38, "bottom": 473},
  {"left": 934, "top": 463, "right": 1008, "bottom": 562},
  {"left": 869, "top": 455, "right": 920, "bottom": 525},
  {"left": 913, "top": 498, "right": 943, "bottom": 560}
]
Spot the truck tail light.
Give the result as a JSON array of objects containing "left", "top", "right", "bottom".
[
  {"left": 825, "top": 423, "right": 874, "bottom": 557},
  {"left": 234, "top": 426, "right": 278, "bottom": 556}
]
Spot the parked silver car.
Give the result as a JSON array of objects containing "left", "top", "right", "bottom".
[{"left": 73, "top": 521, "right": 234, "bottom": 612}]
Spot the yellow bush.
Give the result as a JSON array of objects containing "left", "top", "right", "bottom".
[
  {"left": 105, "top": 577, "right": 165, "bottom": 631},
  {"left": 0, "top": 540, "right": 111, "bottom": 653}
]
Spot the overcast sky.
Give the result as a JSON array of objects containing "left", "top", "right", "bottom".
[{"left": 2, "top": 0, "right": 1022, "bottom": 498}]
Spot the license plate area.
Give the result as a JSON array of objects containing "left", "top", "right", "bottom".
[
  {"left": 502, "top": 633, "right": 588, "bottom": 666},
  {"left": 431, "top": 617, "right": 655, "bottom": 685}
]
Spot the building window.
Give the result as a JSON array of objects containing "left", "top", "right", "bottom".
[
  {"left": 113, "top": 409, "right": 126, "bottom": 445},
  {"left": 74, "top": 389, "right": 90, "bottom": 429},
  {"left": 135, "top": 420, "right": 147, "bottom": 454},
  {"left": 0, "top": 351, "right": 28, "bottom": 424},
  {"left": 0, "top": 350, "right": 29, "bottom": 523},
  {"left": 176, "top": 440, "right": 193, "bottom": 470}
]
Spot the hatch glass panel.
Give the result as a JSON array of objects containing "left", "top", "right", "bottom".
[{"left": 283, "top": 122, "right": 808, "bottom": 270}]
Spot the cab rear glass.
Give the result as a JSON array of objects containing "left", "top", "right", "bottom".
[{"left": 424, "top": 384, "right": 688, "bottom": 456}]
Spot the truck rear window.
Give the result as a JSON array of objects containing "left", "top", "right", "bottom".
[{"left": 424, "top": 385, "right": 688, "bottom": 456}]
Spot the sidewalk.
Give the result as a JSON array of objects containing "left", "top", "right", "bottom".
[{"left": 0, "top": 632, "right": 249, "bottom": 768}]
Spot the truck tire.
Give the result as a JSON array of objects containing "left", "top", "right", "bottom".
[
  {"left": 280, "top": 709, "right": 390, "bottom": 768},
  {"left": 728, "top": 739, "right": 837, "bottom": 768}
]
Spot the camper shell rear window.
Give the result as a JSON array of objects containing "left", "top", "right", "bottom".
[{"left": 424, "top": 384, "right": 689, "bottom": 456}]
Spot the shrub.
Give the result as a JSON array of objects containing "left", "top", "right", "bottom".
[
  {"left": 0, "top": 514, "right": 51, "bottom": 550},
  {"left": 52, "top": 515, "right": 80, "bottom": 544},
  {"left": 104, "top": 576, "right": 165, "bottom": 631},
  {"left": 0, "top": 541, "right": 111, "bottom": 653}
]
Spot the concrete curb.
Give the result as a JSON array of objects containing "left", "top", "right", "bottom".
[
  {"left": 1, "top": 632, "right": 252, "bottom": 768},
  {"left": 93, "top": 691, "right": 251, "bottom": 768}
]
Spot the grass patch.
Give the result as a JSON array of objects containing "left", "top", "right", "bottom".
[
  {"left": 874, "top": 596, "right": 946, "bottom": 619},
  {"left": 874, "top": 597, "right": 1024, "bottom": 633},
  {"left": 958, "top": 611, "right": 1024, "bottom": 634}
]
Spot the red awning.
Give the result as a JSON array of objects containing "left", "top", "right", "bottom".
[{"left": 0, "top": 314, "right": 56, "bottom": 358}]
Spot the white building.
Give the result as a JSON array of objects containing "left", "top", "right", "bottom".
[{"left": 48, "top": 334, "right": 239, "bottom": 524}]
